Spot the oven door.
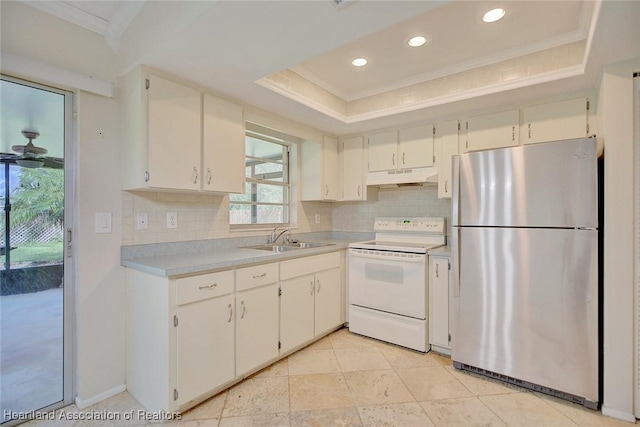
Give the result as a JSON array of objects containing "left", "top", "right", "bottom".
[{"left": 348, "top": 248, "right": 427, "bottom": 319}]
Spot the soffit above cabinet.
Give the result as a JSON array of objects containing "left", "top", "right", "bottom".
[{"left": 13, "top": 0, "right": 640, "bottom": 135}]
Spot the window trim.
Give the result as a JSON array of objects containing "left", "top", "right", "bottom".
[{"left": 229, "top": 131, "right": 292, "bottom": 227}]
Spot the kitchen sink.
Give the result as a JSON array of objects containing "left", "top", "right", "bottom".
[{"left": 243, "top": 242, "right": 335, "bottom": 252}]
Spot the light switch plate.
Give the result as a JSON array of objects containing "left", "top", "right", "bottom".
[
  {"left": 137, "top": 212, "right": 148, "bottom": 230},
  {"left": 95, "top": 212, "right": 112, "bottom": 234},
  {"left": 167, "top": 212, "right": 178, "bottom": 229}
]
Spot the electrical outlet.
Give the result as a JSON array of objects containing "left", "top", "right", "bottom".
[
  {"left": 167, "top": 212, "right": 178, "bottom": 229},
  {"left": 136, "top": 212, "right": 148, "bottom": 230},
  {"left": 315, "top": 214, "right": 321, "bottom": 224}
]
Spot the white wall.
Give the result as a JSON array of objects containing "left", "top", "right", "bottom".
[
  {"left": 598, "top": 57, "right": 640, "bottom": 422},
  {"left": 75, "top": 91, "right": 125, "bottom": 406}
]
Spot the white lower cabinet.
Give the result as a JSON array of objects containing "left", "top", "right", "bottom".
[
  {"left": 235, "top": 283, "right": 280, "bottom": 376},
  {"left": 280, "top": 252, "right": 342, "bottom": 353},
  {"left": 176, "top": 293, "right": 235, "bottom": 407},
  {"left": 126, "top": 252, "right": 343, "bottom": 413},
  {"left": 428, "top": 255, "right": 451, "bottom": 354}
]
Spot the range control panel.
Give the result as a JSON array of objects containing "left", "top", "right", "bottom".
[{"left": 373, "top": 217, "right": 446, "bottom": 233}]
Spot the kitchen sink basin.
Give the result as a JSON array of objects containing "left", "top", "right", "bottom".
[{"left": 243, "top": 242, "right": 335, "bottom": 252}]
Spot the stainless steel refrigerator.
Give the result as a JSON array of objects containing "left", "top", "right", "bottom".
[{"left": 451, "top": 137, "right": 600, "bottom": 409}]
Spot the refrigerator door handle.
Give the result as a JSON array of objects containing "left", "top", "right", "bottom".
[
  {"left": 451, "top": 155, "right": 460, "bottom": 227},
  {"left": 451, "top": 227, "right": 460, "bottom": 297}
]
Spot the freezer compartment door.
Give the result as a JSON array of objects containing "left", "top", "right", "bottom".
[
  {"left": 458, "top": 138, "right": 598, "bottom": 228},
  {"left": 452, "top": 227, "right": 598, "bottom": 402}
]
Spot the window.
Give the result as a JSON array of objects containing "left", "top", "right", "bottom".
[{"left": 229, "top": 132, "right": 290, "bottom": 225}]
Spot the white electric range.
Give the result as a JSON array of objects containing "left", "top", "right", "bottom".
[{"left": 348, "top": 217, "right": 446, "bottom": 352}]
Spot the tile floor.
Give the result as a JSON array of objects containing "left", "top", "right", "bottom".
[{"left": 24, "top": 328, "right": 634, "bottom": 427}]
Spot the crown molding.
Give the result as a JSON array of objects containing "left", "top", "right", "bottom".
[{"left": 21, "top": 0, "right": 108, "bottom": 35}]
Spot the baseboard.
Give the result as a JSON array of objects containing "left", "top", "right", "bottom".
[
  {"left": 75, "top": 384, "right": 126, "bottom": 409},
  {"left": 601, "top": 406, "right": 636, "bottom": 423}
]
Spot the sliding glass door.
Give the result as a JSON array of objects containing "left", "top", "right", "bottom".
[{"left": 1, "top": 76, "right": 74, "bottom": 425}]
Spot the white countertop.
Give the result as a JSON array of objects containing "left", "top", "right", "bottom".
[{"left": 121, "top": 233, "right": 371, "bottom": 278}]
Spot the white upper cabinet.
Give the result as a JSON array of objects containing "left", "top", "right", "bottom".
[
  {"left": 301, "top": 136, "right": 338, "bottom": 201},
  {"left": 522, "top": 97, "right": 589, "bottom": 145},
  {"left": 339, "top": 136, "right": 378, "bottom": 201},
  {"left": 367, "top": 130, "right": 398, "bottom": 172},
  {"left": 147, "top": 73, "right": 202, "bottom": 191},
  {"left": 398, "top": 125, "right": 435, "bottom": 169},
  {"left": 464, "top": 109, "right": 519, "bottom": 152},
  {"left": 202, "top": 94, "right": 245, "bottom": 193},
  {"left": 121, "top": 66, "right": 245, "bottom": 193},
  {"left": 435, "top": 120, "right": 459, "bottom": 199},
  {"left": 368, "top": 125, "right": 434, "bottom": 173}
]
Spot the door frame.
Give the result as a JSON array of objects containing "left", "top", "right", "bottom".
[{"left": 0, "top": 74, "right": 75, "bottom": 424}]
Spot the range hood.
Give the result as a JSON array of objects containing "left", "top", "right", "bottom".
[{"left": 366, "top": 166, "right": 438, "bottom": 187}]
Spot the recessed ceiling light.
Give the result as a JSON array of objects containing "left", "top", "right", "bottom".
[
  {"left": 407, "top": 35, "right": 428, "bottom": 48},
  {"left": 351, "top": 58, "right": 368, "bottom": 67},
  {"left": 483, "top": 8, "right": 506, "bottom": 23}
]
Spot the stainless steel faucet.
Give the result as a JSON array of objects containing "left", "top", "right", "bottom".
[{"left": 269, "top": 225, "right": 290, "bottom": 244}]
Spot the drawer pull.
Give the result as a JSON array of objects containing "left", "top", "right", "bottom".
[
  {"left": 252, "top": 273, "right": 267, "bottom": 279},
  {"left": 198, "top": 283, "right": 218, "bottom": 290},
  {"left": 227, "top": 304, "right": 233, "bottom": 323}
]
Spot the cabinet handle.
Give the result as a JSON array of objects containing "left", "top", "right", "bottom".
[
  {"left": 357, "top": 185, "right": 361, "bottom": 197},
  {"left": 192, "top": 167, "right": 198, "bottom": 184},
  {"left": 527, "top": 123, "right": 531, "bottom": 139},
  {"left": 252, "top": 272, "right": 267, "bottom": 279},
  {"left": 207, "top": 168, "right": 212, "bottom": 185},
  {"left": 240, "top": 300, "right": 246, "bottom": 319},
  {"left": 402, "top": 152, "right": 406, "bottom": 165},
  {"left": 511, "top": 126, "right": 515, "bottom": 141},
  {"left": 392, "top": 153, "right": 395, "bottom": 166},
  {"left": 227, "top": 303, "right": 233, "bottom": 323},
  {"left": 444, "top": 180, "right": 448, "bottom": 193},
  {"left": 436, "top": 263, "right": 440, "bottom": 278},
  {"left": 198, "top": 283, "right": 218, "bottom": 290},
  {"left": 144, "top": 171, "right": 149, "bottom": 182},
  {"left": 325, "top": 184, "right": 329, "bottom": 197},
  {"left": 310, "top": 280, "right": 315, "bottom": 295},
  {"left": 316, "top": 279, "right": 321, "bottom": 293}
]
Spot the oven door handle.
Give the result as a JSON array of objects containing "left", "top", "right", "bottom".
[{"left": 348, "top": 249, "right": 425, "bottom": 263}]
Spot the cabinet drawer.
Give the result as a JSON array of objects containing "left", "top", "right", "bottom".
[
  {"left": 280, "top": 252, "right": 340, "bottom": 281},
  {"left": 236, "top": 263, "right": 279, "bottom": 291},
  {"left": 175, "top": 270, "right": 235, "bottom": 306}
]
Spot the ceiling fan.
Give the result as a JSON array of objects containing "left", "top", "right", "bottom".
[{"left": 0, "top": 130, "right": 63, "bottom": 169}]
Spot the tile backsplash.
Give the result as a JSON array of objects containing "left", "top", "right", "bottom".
[
  {"left": 122, "top": 186, "right": 450, "bottom": 246},
  {"left": 121, "top": 191, "right": 333, "bottom": 246},
  {"left": 332, "top": 186, "right": 451, "bottom": 233}
]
